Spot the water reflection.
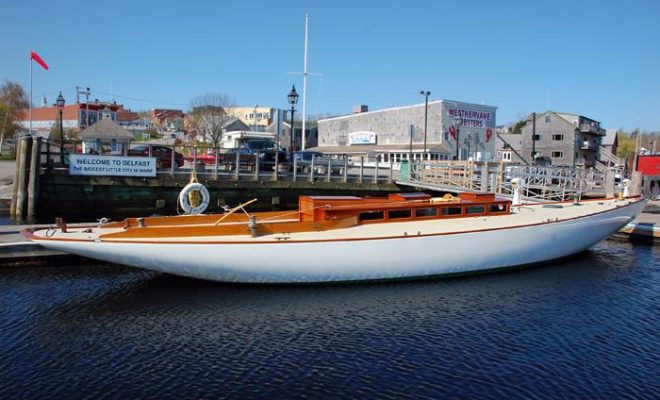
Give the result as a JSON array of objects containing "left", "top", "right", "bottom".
[{"left": 0, "top": 241, "right": 657, "bottom": 400}]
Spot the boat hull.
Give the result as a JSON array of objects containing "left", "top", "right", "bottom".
[{"left": 32, "top": 199, "right": 647, "bottom": 283}]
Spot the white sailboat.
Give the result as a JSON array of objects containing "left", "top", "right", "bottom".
[{"left": 26, "top": 192, "right": 646, "bottom": 284}]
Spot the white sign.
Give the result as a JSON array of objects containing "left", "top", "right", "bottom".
[
  {"left": 69, "top": 154, "right": 157, "bottom": 177},
  {"left": 348, "top": 131, "right": 377, "bottom": 145}
]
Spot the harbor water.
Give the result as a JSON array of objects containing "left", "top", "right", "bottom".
[{"left": 0, "top": 240, "right": 658, "bottom": 399}]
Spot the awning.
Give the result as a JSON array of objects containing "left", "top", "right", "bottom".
[{"left": 308, "top": 143, "right": 452, "bottom": 154}]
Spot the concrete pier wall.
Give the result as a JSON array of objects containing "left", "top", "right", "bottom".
[{"left": 36, "top": 172, "right": 400, "bottom": 222}]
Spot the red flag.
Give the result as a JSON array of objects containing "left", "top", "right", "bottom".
[
  {"left": 486, "top": 128, "right": 493, "bottom": 143},
  {"left": 449, "top": 125, "right": 457, "bottom": 140},
  {"left": 30, "top": 50, "right": 49, "bottom": 70}
]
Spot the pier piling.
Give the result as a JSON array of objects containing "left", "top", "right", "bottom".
[
  {"left": 27, "top": 137, "right": 42, "bottom": 221},
  {"left": 14, "top": 137, "right": 31, "bottom": 221}
]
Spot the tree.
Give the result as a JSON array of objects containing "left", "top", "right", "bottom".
[
  {"left": 0, "top": 80, "right": 29, "bottom": 139},
  {"left": 510, "top": 119, "right": 527, "bottom": 134},
  {"left": 190, "top": 93, "right": 235, "bottom": 147},
  {"left": 616, "top": 130, "right": 636, "bottom": 159}
]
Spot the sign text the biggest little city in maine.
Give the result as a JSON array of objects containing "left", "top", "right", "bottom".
[{"left": 69, "top": 154, "right": 157, "bottom": 177}]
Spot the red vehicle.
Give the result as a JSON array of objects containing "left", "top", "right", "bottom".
[
  {"left": 186, "top": 151, "right": 219, "bottom": 165},
  {"left": 128, "top": 144, "right": 185, "bottom": 169}
]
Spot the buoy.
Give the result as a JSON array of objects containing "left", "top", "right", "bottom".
[{"left": 179, "top": 173, "right": 210, "bottom": 215}]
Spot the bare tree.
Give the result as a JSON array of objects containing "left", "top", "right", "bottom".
[{"left": 190, "top": 93, "right": 235, "bottom": 147}]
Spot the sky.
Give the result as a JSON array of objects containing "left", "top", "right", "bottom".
[{"left": 3, "top": 0, "right": 659, "bottom": 131}]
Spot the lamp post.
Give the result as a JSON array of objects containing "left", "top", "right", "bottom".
[
  {"left": 287, "top": 85, "right": 299, "bottom": 157},
  {"left": 420, "top": 90, "right": 430, "bottom": 161},
  {"left": 454, "top": 116, "right": 462, "bottom": 160},
  {"left": 56, "top": 91, "right": 65, "bottom": 164},
  {"left": 465, "top": 133, "right": 472, "bottom": 161}
]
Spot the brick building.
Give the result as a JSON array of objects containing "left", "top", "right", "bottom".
[{"left": 19, "top": 99, "right": 139, "bottom": 138}]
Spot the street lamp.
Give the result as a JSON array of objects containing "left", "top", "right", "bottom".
[
  {"left": 453, "top": 116, "right": 462, "bottom": 160},
  {"left": 56, "top": 91, "right": 65, "bottom": 164},
  {"left": 287, "top": 85, "right": 299, "bottom": 155},
  {"left": 420, "top": 90, "right": 431, "bottom": 161}
]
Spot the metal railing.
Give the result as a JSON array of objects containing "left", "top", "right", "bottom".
[
  {"left": 38, "top": 141, "right": 400, "bottom": 184},
  {"left": 408, "top": 160, "right": 610, "bottom": 202}
]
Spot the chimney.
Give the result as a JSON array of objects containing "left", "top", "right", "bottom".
[{"left": 353, "top": 104, "right": 368, "bottom": 114}]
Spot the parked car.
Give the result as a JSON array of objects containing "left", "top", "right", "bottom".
[
  {"left": 186, "top": 150, "right": 219, "bottom": 165},
  {"left": 293, "top": 151, "right": 345, "bottom": 174},
  {"left": 128, "top": 144, "right": 184, "bottom": 169},
  {"left": 259, "top": 149, "right": 290, "bottom": 172}
]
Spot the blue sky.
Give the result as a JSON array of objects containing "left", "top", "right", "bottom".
[{"left": 3, "top": 0, "right": 659, "bottom": 131}]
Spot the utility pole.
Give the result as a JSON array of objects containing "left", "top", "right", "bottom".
[
  {"left": 77, "top": 86, "right": 91, "bottom": 128},
  {"left": 531, "top": 112, "right": 536, "bottom": 165}
]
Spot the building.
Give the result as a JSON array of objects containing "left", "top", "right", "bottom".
[
  {"left": 495, "top": 133, "right": 527, "bottom": 164},
  {"left": 602, "top": 128, "right": 619, "bottom": 158},
  {"left": 520, "top": 111, "right": 605, "bottom": 168},
  {"left": 19, "top": 99, "right": 139, "bottom": 138},
  {"left": 151, "top": 109, "right": 184, "bottom": 131},
  {"left": 118, "top": 118, "right": 155, "bottom": 140},
  {"left": 226, "top": 107, "right": 275, "bottom": 132},
  {"left": 78, "top": 117, "right": 134, "bottom": 155},
  {"left": 316, "top": 100, "right": 497, "bottom": 163}
]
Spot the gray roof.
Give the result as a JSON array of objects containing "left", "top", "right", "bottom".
[
  {"left": 79, "top": 118, "right": 134, "bottom": 140},
  {"left": 222, "top": 117, "right": 250, "bottom": 130},
  {"left": 496, "top": 133, "right": 523, "bottom": 150},
  {"left": 603, "top": 128, "right": 617, "bottom": 146}
]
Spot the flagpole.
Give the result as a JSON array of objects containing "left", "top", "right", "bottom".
[
  {"left": 301, "top": 13, "right": 308, "bottom": 151},
  {"left": 29, "top": 53, "right": 32, "bottom": 136}
]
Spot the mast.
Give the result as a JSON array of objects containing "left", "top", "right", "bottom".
[{"left": 301, "top": 14, "right": 309, "bottom": 150}]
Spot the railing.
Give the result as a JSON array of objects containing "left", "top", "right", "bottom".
[
  {"left": 581, "top": 140, "right": 598, "bottom": 150},
  {"left": 39, "top": 141, "right": 400, "bottom": 184},
  {"left": 36, "top": 140, "right": 615, "bottom": 201},
  {"left": 407, "top": 160, "right": 611, "bottom": 202},
  {"left": 580, "top": 124, "right": 603, "bottom": 134}
]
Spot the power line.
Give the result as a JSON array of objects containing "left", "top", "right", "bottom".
[{"left": 90, "top": 89, "right": 188, "bottom": 108}]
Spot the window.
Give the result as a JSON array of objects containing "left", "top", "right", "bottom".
[
  {"left": 552, "top": 151, "right": 563, "bottom": 158},
  {"left": 545, "top": 116, "right": 551, "bottom": 123},
  {"left": 532, "top": 134, "right": 541, "bottom": 141},
  {"left": 388, "top": 209, "right": 411, "bottom": 219},
  {"left": 489, "top": 204, "right": 507, "bottom": 213},
  {"left": 466, "top": 206, "right": 485, "bottom": 214},
  {"left": 415, "top": 208, "right": 438, "bottom": 217},
  {"left": 552, "top": 134, "right": 564, "bottom": 141},
  {"left": 442, "top": 207, "right": 462, "bottom": 216},
  {"left": 360, "top": 211, "right": 384, "bottom": 221}
]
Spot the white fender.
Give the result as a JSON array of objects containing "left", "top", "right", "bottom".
[{"left": 179, "top": 182, "right": 210, "bottom": 215}]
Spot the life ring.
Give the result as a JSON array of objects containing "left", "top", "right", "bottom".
[{"left": 179, "top": 182, "right": 210, "bottom": 215}]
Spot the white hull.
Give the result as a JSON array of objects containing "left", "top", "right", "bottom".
[{"left": 31, "top": 198, "right": 646, "bottom": 283}]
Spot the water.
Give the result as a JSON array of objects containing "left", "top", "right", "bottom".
[{"left": 1, "top": 240, "right": 658, "bottom": 399}]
